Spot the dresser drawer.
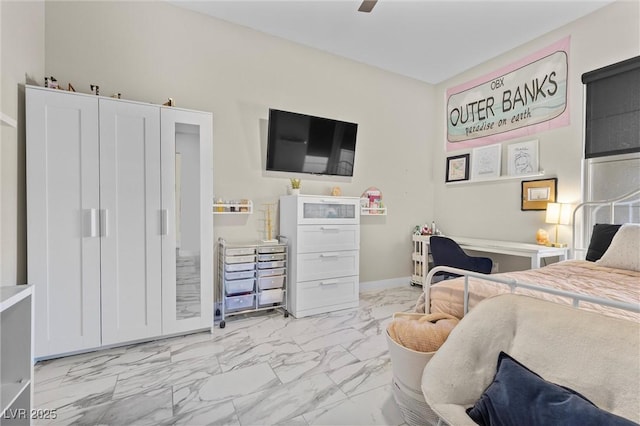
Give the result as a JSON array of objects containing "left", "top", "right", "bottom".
[
  {"left": 297, "top": 250, "right": 358, "bottom": 282},
  {"left": 298, "top": 225, "right": 359, "bottom": 253},
  {"left": 296, "top": 276, "right": 358, "bottom": 311},
  {"left": 296, "top": 196, "right": 360, "bottom": 225}
]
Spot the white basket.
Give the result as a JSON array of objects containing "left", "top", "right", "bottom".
[{"left": 386, "top": 312, "right": 442, "bottom": 426}]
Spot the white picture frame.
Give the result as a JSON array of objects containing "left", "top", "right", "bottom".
[
  {"left": 471, "top": 143, "right": 502, "bottom": 180},
  {"left": 507, "top": 139, "right": 539, "bottom": 176}
]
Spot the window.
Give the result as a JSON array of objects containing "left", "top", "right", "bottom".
[{"left": 582, "top": 56, "right": 640, "bottom": 158}]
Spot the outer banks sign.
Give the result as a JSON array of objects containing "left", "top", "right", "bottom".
[{"left": 447, "top": 37, "right": 570, "bottom": 151}]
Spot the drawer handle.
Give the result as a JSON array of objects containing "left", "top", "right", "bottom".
[
  {"left": 320, "top": 280, "right": 339, "bottom": 286},
  {"left": 319, "top": 226, "right": 340, "bottom": 231},
  {"left": 319, "top": 253, "right": 339, "bottom": 258}
]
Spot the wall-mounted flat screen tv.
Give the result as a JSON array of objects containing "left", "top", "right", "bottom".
[{"left": 266, "top": 109, "right": 358, "bottom": 177}]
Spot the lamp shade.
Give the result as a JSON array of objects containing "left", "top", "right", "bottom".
[{"left": 545, "top": 203, "right": 572, "bottom": 225}]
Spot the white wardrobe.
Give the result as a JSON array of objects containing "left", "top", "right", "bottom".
[{"left": 26, "top": 86, "right": 213, "bottom": 359}]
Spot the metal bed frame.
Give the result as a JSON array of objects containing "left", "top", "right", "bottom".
[{"left": 422, "top": 188, "right": 640, "bottom": 317}]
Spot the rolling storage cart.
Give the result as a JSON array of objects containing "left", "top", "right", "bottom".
[{"left": 217, "top": 238, "right": 288, "bottom": 328}]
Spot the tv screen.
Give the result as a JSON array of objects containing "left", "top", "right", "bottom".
[{"left": 266, "top": 109, "right": 358, "bottom": 177}]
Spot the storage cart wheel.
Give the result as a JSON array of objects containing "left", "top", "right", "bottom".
[
  {"left": 284, "top": 311, "right": 289, "bottom": 318},
  {"left": 220, "top": 320, "right": 226, "bottom": 329},
  {"left": 410, "top": 282, "right": 416, "bottom": 287}
]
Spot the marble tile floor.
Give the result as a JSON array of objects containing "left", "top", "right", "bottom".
[{"left": 33, "top": 285, "right": 423, "bottom": 426}]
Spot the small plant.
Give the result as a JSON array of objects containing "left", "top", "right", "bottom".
[{"left": 290, "top": 178, "right": 301, "bottom": 189}]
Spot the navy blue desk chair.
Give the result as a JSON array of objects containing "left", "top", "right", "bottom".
[{"left": 430, "top": 236, "right": 493, "bottom": 280}]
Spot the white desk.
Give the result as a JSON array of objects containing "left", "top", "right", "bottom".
[{"left": 449, "top": 236, "right": 569, "bottom": 269}]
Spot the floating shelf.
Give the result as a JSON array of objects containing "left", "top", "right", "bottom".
[
  {"left": 361, "top": 206, "right": 387, "bottom": 216},
  {"left": 213, "top": 200, "right": 253, "bottom": 214},
  {"left": 445, "top": 171, "right": 546, "bottom": 186}
]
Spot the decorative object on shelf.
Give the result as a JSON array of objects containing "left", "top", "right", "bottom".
[
  {"left": 536, "top": 228, "right": 550, "bottom": 245},
  {"left": 360, "top": 187, "right": 386, "bottom": 215},
  {"left": 45, "top": 76, "right": 59, "bottom": 89},
  {"left": 212, "top": 199, "right": 253, "bottom": 214},
  {"left": 261, "top": 203, "right": 278, "bottom": 243},
  {"left": 289, "top": 178, "right": 301, "bottom": 195},
  {"left": 90, "top": 84, "right": 100, "bottom": 96},
  {"left": 68, "top": 83, "right": 76, "bottom": 92},
  {"left": 471, "top": 143, "right": 502, "bottom": 180},
  {"left": 215, "top": 197, "right": 224, "bottom": 213},
  {"left": 508, "top": 139, "right": 539, "bottom": 176},
  {"left": 545, "top": 202, "right": 571, "bottom": 247},
  {"left": 163, "top": 98, "right": 174, "bottom": 107},
  {"left": 331, "top": 186, "right": 342, "bottom": 196},
  {"left": 521, "top": 177, "right": 557, "bottom": 211},
  {"left": 445, "top": 153, "right": 470, "bottom": 182},
  {"left": 111, "top": 93, "right": 121, "bottom": 99}
]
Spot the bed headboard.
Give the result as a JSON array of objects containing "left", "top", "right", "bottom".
[{"left": 572, "top": 188, "right": 640, "bottom": 259}]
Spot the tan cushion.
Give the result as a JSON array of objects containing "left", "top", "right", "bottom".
[{"left": 596, "top": 223, "right": 640, "bottom": 271}]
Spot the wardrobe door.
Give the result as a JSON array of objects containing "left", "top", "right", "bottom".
[
  {"left": 99, "top": 99, "right": 162, "bottom": 345},
  {"left": 26, "top": 87, "right": 101, "bottom": 358},
  {"left": 161, "top": 108, "right": 213, "bottom": 334}
]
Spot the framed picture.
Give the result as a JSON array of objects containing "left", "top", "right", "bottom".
[
  {"left": 446, "top": 154, "right": 470, "bottom": 182},
  {"left": 471, "top": 143, "right": 502, "bottom": 180},
  {"left": 507, "top": 139, "right": 539, "bottom": 176},
  {"left": 521, "top": 178, "right": 557, "bottom": 210}
]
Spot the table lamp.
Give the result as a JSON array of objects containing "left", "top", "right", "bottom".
[{"left": 545, "top": 202, "right": 571, "bottom": 247}]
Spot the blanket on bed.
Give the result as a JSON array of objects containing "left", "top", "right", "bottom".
[
  {"left": 387, "top": 313, "right": 459, "bottom": 353},
  {"left": 415, "top": 260, "right": 640, "bottom": 322}
]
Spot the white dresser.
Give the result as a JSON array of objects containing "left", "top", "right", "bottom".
[{"left": 279, "top": 195, "right": 360, "bottom": 318}]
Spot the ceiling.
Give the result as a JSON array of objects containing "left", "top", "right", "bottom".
[{"left": 169, "top": 0, "right": 612, "bottom": 84}]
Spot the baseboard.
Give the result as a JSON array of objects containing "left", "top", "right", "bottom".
[{"left": 360, "top": 276, "right": 411, "bottom": 292}]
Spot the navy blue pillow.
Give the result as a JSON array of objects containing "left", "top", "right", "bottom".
[
  {"left": 466, "top": 351, "right": 637, "bottom": 426},
  {"left": 586, "top": 224, "right": 622, "bottom": 261}
]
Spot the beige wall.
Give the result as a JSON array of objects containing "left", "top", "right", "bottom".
[
  {"left": 0, "top": 0, "right": 45, "bottom": 284},
  {"left": 42, "top": 1, "right": 434, "bottom": 284},
  {"left": 432, "top": 1, "right": 640, "bottom": 271},
  {"left": 2, "top": 1, "right": 637, "bottom": 285}
]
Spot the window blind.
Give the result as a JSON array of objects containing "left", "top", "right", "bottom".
[{"left": 582, "top": 56, "right": 640, "bottom": 159}]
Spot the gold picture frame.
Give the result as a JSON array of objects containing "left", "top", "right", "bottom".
[{"left": 521, "top": 178, "right": 557, "bottom": 211}]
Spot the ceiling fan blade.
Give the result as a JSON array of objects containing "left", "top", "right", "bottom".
[{"left": 358, "top": 0, "right": 378, "bottom": 13}]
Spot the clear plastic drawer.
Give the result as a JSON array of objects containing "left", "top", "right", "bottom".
[
  {"left": 225, "top": 270, "right": 255, "bottom": 280},
  {"left": 225, "top": 294, "right": 255, "bottom": 312},
  {"left": 258, "top": 246, "right": 286, "bottom": 254},
  {"left": 226, "top": 247, "right": 255, "bottom": 256},
  {"left": 258, "top": 253, "right": 286, "bottom": 262},
  {"left": 225, "top": 262, "right": 256, "bottom": 272},
  {"left": 258, "top": 260, "right": 287, "bottom": 269},
  {"left": 258, "top": 275, "right": 285, "bottom": 291},
  {"left": 258, "top": 289, "right": 284, "bottom": 306},
  {"left": 257, "top": 267, "right": 286, "bottom": 277},
  {"left": 225, "top": 278, "right": 255, "bottom": 295},
  {"left": 226, "top": 254, "right": 256, "bottom": 264}
]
